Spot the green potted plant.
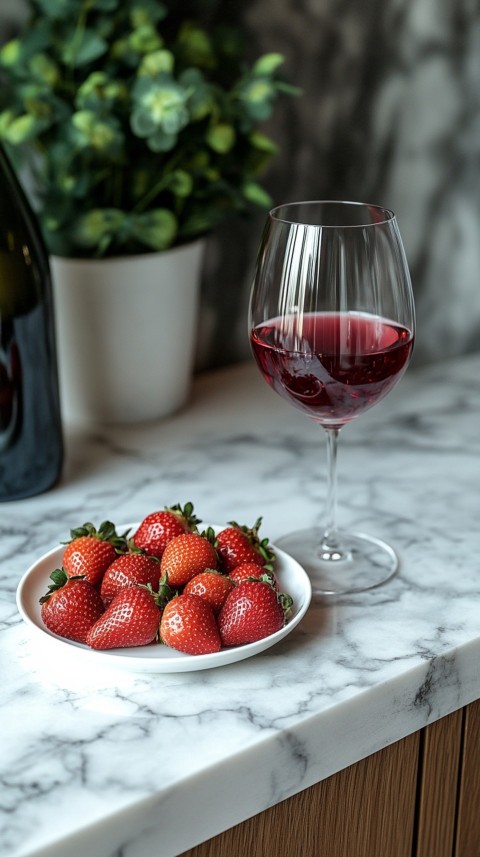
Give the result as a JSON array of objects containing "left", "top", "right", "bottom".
[
  {"left": 0, "top": 0, "right": 295, "bottom": 256},
  {"left": 0, "top": 0, "right": 298, "bottom": 423}
]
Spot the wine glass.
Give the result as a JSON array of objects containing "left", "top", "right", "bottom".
[{"left": 248, "top": 201, "right": 415, "bottom": 596}]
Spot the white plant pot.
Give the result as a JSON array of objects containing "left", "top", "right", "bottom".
[{"left": 51, "top": 240, "right": 205, "bottom": 424}]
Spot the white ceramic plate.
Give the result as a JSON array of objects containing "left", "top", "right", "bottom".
[{"left": 16, "top": 523, "right": 312, "bottom": 673}]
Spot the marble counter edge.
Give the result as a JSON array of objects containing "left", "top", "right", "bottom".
[{"left": 19, "top": 634, "right": 480, "bottom": 857}]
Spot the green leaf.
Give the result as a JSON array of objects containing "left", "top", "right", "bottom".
[
  {"left": 275, "top": 81, "right": 303, "bottom": 97},
  {"left": 62, "top": 31, "right": 108, "bottom": 68},
  {"left": 177, "top": 23, "right": 215, "bottom": 70},
  {"left": 130, "top": 0, "right": 167, "bottom": 27},
  {"left": 75, "top": 71, "right": 108, "bottom": 104},
  {"left": 128, "top": 208, "right": 177, "bottom": 251},
  {"left": 252, "top": 53, "right": 285, "bottom": 77},
  {"left": 128, "top": 23, "right": 163, "bottom": 55},
  {"left": 34, "top": 0, "right": 78, "bottom": 20},
  {"left": 242, "top": 181, "right": 272, "bottom": 208},
  {"left": 131, "top": 76, "right": 190, "bottom": 139},
  {"left": 50, "top": 568, "right": 68, "bottom": 586},
  {"left": 22, "top": 92, "right": 54, "bottom": 123},
  {"left": 138, "top": 49, "right": 174, "bottom": 77},
  {"left": 146, "top": 128, "right": 178, "bottom": 152},
  {"left": 249, "top": 130, "right": 278, "bottom": 154},
  {"left": 71, "top": 110, "right": 124, "bottom": 153},
  {"left": 1, "top": 22, "right": 52, "bottom": 67},
  {"left": 0, "top": 110, "right": 16, "bottom": 137},
  {"left": 28, "top": 53, "right": 60, "bottom": 87},
  {"left": 73, "top": 209, "right": 126, "bottom": 247},
  {"left": 130, "top": 108, "right": 158, "bottom": 137},
  {"left": 180, "top": 70, "right": 214, "bottom": 121},
  {"left": 167, "top": 169, "right": 193, "bottom": 198},
  {"left": 0, "top": 39, "right": 22, "bottom": 69},
  {"left": 206, "top": 123, "right": 236, "bottom": 154},
  {"left": 2, "top": 113, "right": 45, "bottom": 144},
  {"left": 242, "top": 79, "right": 274, "bottom": 106},
  {"left": 242, "top": 98, "right": 274, "bottom": 122},
  {"left": 76, "top": 75, "right": 130, "bottom": 112}
]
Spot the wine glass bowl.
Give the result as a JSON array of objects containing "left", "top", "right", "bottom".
[{"left": 249, "top": 201, "right": 415, "bottom": 596}]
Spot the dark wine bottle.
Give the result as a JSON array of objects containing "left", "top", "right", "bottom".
[{"left": 0, "top": 143, "right": 63, "bottom": 500}]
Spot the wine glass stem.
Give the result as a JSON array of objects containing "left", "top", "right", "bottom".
[{"left": 321, "top": 427, "right": 343, "bottom": 558}]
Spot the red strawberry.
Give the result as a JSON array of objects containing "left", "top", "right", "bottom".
[
  {"left": 86, "top": 585, "right": 163, "bottom": 650},
  {"left": 40, "top": 568, "right": 105, "bottom": 643},
  {"left": 160, "top": 531, "right": 218, "bottom": 588},
  {"left": 100, "top": 552, "right": 161, "bottom": 606},
  {"left": 63, "top": 521, "right": 127, "bottom": 587},
  {"left": 228, "top": 564, "right": 278, "bottom": 589},
  {"left": 160, "top": 593, "right": 221, "bottom": 655},
  {"left": 218, "top": 579, "right": 293, "bottom": 647},
  {"left": 215, "top": 517, "right": 275, "bottom": 574},
  {"left": 132, "top": 502, "right": 200, "bottom": 558},
  {"left": 184, "top": 570, "right": 235, "bottom": 614}
]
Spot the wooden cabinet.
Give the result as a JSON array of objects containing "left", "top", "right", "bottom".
[
  {"left": 415, "top": 708, "right": 463, "bottom": 857},
  {"left": 455, "top": 702, "right": 480, "bottom": 856},
  {"left": 179, "top": 700, "right": 480, "bottom": 857}
]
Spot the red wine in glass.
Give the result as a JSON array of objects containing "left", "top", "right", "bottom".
[
  {"left": 250, "top": 311, "right": 414, "bottom": 427},
  {"left": 248, "top": 200, "right": 416, "bottom": 596}
]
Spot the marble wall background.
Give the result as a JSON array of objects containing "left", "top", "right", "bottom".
[{"left": 2, "top": 0, "right": 480, "bottom": 371}]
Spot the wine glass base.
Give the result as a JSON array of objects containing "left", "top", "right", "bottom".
[{"left": 275, "top": 529, "right": 398, "bottom": 596}]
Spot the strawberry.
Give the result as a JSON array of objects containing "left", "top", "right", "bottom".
[
  {"left": 160, "top": 593, "right": 221, "bottom": 655},
  {"left": 86, "top": 585, "right": 165, "bottom": 650},
  {"left": 40, "top": 568, "right": 105, "bottom": 643},
  {"left": 132, "top": 502, "right": 200, "bottom": 558},
  {"left": 215, "top": 517, "right": 275, "bottom": 574},
  {"left": 228, "top": 563, "right": 278, "bottom": 589},
  {"left": 184, "top": 569, "right": 235, "bottom": 614},
  {"left": 160, "top": 531, "right": 218, "bottom": 588},
  {"left": 218, "top": 578, "right": 293, "bottom": 647},
  {"left": 63, "top": 520, "right": 128, "bottom": 587},
  {"left": 100, "top": 552, "right": 161, "bottom": 606}
]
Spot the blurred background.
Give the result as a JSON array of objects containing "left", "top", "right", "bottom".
[{"left": 2, "top": 0, "right": 480, "bottom": 373}]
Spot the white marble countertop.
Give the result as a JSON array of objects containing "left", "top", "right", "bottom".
[{"left": 2, "top": 354, "right": 480, "bottom": 857}]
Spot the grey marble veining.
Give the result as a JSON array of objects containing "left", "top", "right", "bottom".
[{"left": 1, "top": 354, "right": 480, "bottom": 857}]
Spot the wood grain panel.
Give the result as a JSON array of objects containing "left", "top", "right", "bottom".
[
  {"left": 415, "top": 708, "right": 463, "bottom": 857},
  {"left": 455, "top": 699, "right": 480, "bottom": 857},
  {"left": 179, "top": 732, "right": 419, "bottom": 857}
]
